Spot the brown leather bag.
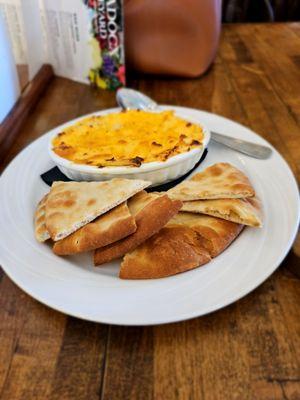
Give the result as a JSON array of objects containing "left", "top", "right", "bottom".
[{"left": 124, "top": 0, "right": 222, "bottom": 77}]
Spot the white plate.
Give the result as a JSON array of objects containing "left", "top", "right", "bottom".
[{"left": 0, "top": 106, "right": 299, "bottom": 326}]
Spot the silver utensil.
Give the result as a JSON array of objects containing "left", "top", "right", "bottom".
[{"left": 116, "top": 88, "right": 272, "bottom": 160}]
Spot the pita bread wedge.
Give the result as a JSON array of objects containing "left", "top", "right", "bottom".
[
  {"left": 168, "top": 163, "right": 255, "bottom": 200},
  {"left": 34, "top": 194, "right": 50, "bottom": 242},
  {"left": 120, "top": 212, "right": 242, "bottom": 279},
  {"left": 181, "top": 197, "right": 262, "bottom": 227},
  {"left": 45, "top": 179, "right": 150, "bottom": 241},
  {"left": 120, "top": 226, "right": 211, "bottom": 279},
  {"left": 53, "top": 202, "right": 136, "bottom": 255},
  {"left": 169, "top": 212, "right": 243, "bottom": 257},
  {"left": 94, "top": 191, "right": 182, "bottom": 266}
]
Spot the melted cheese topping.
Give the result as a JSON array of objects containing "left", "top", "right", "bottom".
[{"left": 52, "top": 110, "right": 204, "bottom": 167}]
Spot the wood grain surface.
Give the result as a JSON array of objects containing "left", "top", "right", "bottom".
[{"left": 0, "top": 24, "right": 299, "bottom": 400}]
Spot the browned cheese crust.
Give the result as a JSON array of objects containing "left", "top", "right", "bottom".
[
  {"left": 94, "top": 193, "right": 182, "bottom": 266},
  {"left": 53, "top": 202, "right": 136, "bottom": 255}
]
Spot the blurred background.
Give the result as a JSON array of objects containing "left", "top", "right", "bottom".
[
  {"left": 0, "top": 0, "right": 300, "bottom": 124},
  {"left": 222, "top": 0, "right": 300, "bottom": 22}
]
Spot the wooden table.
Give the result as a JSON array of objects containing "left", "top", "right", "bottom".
[{"left": 0, "top": 23, "right": 299, "bottom": 400}]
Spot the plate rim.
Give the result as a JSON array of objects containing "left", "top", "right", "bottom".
[{"left": 0, "top": 106, "right": 299, "bottom": 326}]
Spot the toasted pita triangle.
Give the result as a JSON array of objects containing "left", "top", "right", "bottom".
[
  {"left": 169, "top": 212, "right": 243, "bottom": 257},
  {"left": 181, "top": 197, "right": 262, "bottom": 227},
  {"left": 45, "top": 179, "right": 150, "bottom": 241},
  {"left": 120, "top": 212, "right": 243, "bottom": 279},
  {"left": 94, "top": 191, "right": 182, "bottom": 266},
  {"left": 120, "top": 226, "right": 211, "bottom": 279},
  {"left": 168, "top": 163, "right": 255, "bottom": 200},
  {"left": 53, "top": 202, "right": 137, "bottom": 255},
  {"left": 34, "top": 194, "right": 50, "bottom": 242}
]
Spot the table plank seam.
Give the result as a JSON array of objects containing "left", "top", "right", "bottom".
[{"left": 99, "top": 325, "right": 111, "bottom": 400}]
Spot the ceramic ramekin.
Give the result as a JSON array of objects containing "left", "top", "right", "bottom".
[{"left": 48, "top": 107, "right": 211, "bottom": 187}]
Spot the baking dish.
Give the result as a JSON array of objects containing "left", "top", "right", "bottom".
[{"left": 48, "top": 107, "right": 211, "bottom": 186}]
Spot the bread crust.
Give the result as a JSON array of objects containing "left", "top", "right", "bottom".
[
  {"left": 120, "top": 212, "right": 243, "bottom": 279},
  {"left": 34, "top": 194, "right": 50, "bottom": 242},
  {"left": 168, "top": 163, "right": 255, "bottom": 201},
  {"left": 94, "top": 194, "right": 182, "bottom": 266},
  {"left": 169, "top": 212, "right": 243, "bottom": 257},
  {"left": 181, "top": 196, "right": 262, "bottom": 227},
  {"left": 45, "top": 179, "right": 150, "bottom": 241},
  {"left": 120, "top": 226, "right": 211, "bottom": 279},
  {"left": 53, "top": 202, "right": 136, "bottom": 255}
]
